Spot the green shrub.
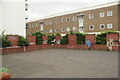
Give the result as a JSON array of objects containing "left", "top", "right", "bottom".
[
  {"left": 47, "top": 34, "right": 55, "bottom": 44},
  {"left": 96, "top": 31, "right": 118, "bottom": 44},
  {"left": 76, "top": 33, "right": 85, "bottom": 44},
  {"left": 55, "top": 33, "right": 61, "bottom": 36},
  {"left": 1, "top": 35, "right": 11, "bottom": 48},
  {"left": 96, "top": 33, "right": 106, "bottom": 44},
  {"left": 60, "top": 34, "right": 68, "bottom": 44},
  {"left": 18, "top": 36, "right": 29, "bottom": 46},
  {"left": 33, "top": 32, "right": 43, "bottom": 45},
  {"left": 0, "top": 68, "right": 9, "bottom": 72}
]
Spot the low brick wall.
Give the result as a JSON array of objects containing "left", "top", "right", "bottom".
[
  {"left": 112, "top": 45, "right": 120, "bottom": 51},
  {"left": 1, "top": 44, "right": 118, "bottom": 55},
  {"left": 1, "top": 47, "right": 24, "bottom": 55}
]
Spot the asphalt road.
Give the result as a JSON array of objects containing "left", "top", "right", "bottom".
[{"left": 2, "top": 49, "right": 118, "bottom": 78}]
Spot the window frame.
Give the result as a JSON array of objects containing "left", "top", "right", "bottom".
[
  {"left": 62, "top": 28, "right": 65, "bottom": 32},
  {"left": 66, "top": 27, "right": 70, "bottom": 31},
  {"left": 72, "top": 17, "right": 76, "bottom": 21},
  {"left": 66, "top": 18, "right": 70, "bottom": 22},
  {"left": 100, "top": 12, "right": 105, "bottom": 17},
  {"left": 61, "top": 19, "right": 65, "bottom": 23},
  {"left": 89, "top": 14, "right": 94, "bottom": 19},
  {"left": 100, "top": 24, "right": 105, "bottom": 29},
  {"left": 49, "top": 29, "right": 53, "bottom": 33},
  {"left": 107, "top": 11, "right": 112, "bottom": 16},
  {"left": 107, "top": 23, "right": 112, "bottom": 29},
  {"left": 89, "top": 25, "right": 94, "bottom": 30},
  {"left": 55, "top": 29, "right": 59, "bottom": 32},
  {"left": 73, "top": 27, "right": 76, "bottom": 31}
]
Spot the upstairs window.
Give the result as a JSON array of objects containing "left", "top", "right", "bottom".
[
  {"left": 46, "top": 22, "right": 48, "bottom": 25},
  {"left": 66, "top": 18, "right": 70, "bottom": 22},
  {"left": 55, "top": 19, "right": 59, "bottom": 24},
  {"left": 49, "top": 20, "right": 53, "bottom": 24},
  {"left": 89, "top": 14, "right": 94, "bottom": 19},
  {"left": 36, "top": 24, "right": 38, "bottom": 27},
  {"left": 72, "top": 17, "right": 76, "bottom": 21},
  {"left": 107, "top": 11, "right": 112, "bottom": 16},
  {"left": 62, "top": 19, "right": 65, "bottom": 23},
  {"left": 100, "top": 12, "right": 104, "bottom": 17}
]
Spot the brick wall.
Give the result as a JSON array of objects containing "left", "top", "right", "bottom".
[
  {"left": 85, "top": 34, "right": 96, "bottom": 42},
  {"left": 7, "top": 35, "right": 18, "bottom": 47},
  {"left": 68, "top": 35, "right": 76, "bottom": 46},
  {"left": 27, "top": 36, "right": 36, "bottom": 45},
  {"left": 106, "top": 33, "right": 119, "bottom": 45}
]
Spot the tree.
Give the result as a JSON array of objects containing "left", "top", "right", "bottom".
[
  {"left": 33, "top": 32, "right": 43, "bottom": 45},
  {"left": 18, "top": 36, "right": 29, "bottom": 46},
  {"left": 1, "top": 31, "right": 11, "bottom": 48},
  {"left": 60, "top": 34, "right": 68, "bottom": 44},
  {"left": 76, "top": 33, "right": 85, "bottom": 44}
]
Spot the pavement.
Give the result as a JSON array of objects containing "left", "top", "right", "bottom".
[{"left": 2, "top": 49, "right": 118, "bottom": 78}]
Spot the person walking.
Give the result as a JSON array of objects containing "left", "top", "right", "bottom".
[
  {"left": 90, "top": 40, "right": 95, "bottom": 50},
  {"left": 86, "top": 39, "right": 91, "bottom": 50}
]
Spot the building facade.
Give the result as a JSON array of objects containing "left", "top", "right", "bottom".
[{"left": 26, "top": 1, "right": 120, "bottom": 36}]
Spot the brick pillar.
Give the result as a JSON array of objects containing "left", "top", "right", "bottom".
[
  {"left": 68, "top": 35, "right": 76, "bottom": 46},
  {"left": 42, "top": 36, "right": 48, "bottom": 44},
  {"left": 55, "top": 36, "right": 61, "bottom": 41},
  {"left": 27, "top": 36, "right": 36, "bottom": 45},
  {"left": 85, "top": 34, "right": 96, "bottom": 42},
  {"left": 106, "top": 33, "right": 119, "bottom": 45},
  {"left": 7, "top": 35, "right": 18, "bottom": 47}
]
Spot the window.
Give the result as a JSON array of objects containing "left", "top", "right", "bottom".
[
  {"left": 89, "top": 25, "right": 94, "bottom": 30},
  {"left": 62, "top": 19, "right": 65, "bottom": 22},
  {"left": 55, "top": 29, "right": 59, "bottom": 32},
  {"left": 46, "top": 22, "right": 48, "bottom": 25},
  {"left": 66, "top": 27, "right": 70, "bottom": 31},
  {"left": 55, "top": 19, "right": 59, "bottom": 24},
  {"left": 100, "top": 24, "right": 105, "bottom": 29},
  {"left": 30, "top": 32, "right": 32, "bottom": 35},
  {"left": 73, "top": 27, "right": 76, "bottom": 31},
  {"left": 46, "top": 30, "right": 49, "bottom": 33},
  {"left": 62, "top": 28, "right": 65, "bottom": 32},
  {"left": 107, "top": 11, "right": 112, "bottom": 16},
  {"left": 36, "top": 24, "right": 38, "bottom": 27},
  {"left": 107, "top": 24, "right": 112, "bottom": 29},
  {"left": 50, "top": 29, "right": 52, "bottom": 33},
  {"left": 79, "top": 27, "right": 84, "bottom": 30},
  {"left": 78, "top": 17, "right": 83, "bottom": 22},
  {"left": 72, "top": 17, "right": 76, "bottom": 21},
  {"left": 89, "top": 14, "right": 94, "bottom": 19},
  {"left": 29, "top": 25, "right": 32, "bottom": 27},
  {"left": 100, "top": 12, "right": 104, "bottom": 17},
  {"left": 40, "top": 24, "right": 44, "bottom": 31},
  {"left": 66, "top": 18, "right": 70, "bottom": 22},
  {"left": 49, "top": 20, "right": 53, "bottom": 24}
]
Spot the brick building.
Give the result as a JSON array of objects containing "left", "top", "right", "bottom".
[{"left": 26, "top": 1, "right": 120, "bottom": 36}]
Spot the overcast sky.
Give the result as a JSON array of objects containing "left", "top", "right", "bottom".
[{"left": 27, "top": 0, "right": 118, "bottom": 21}]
